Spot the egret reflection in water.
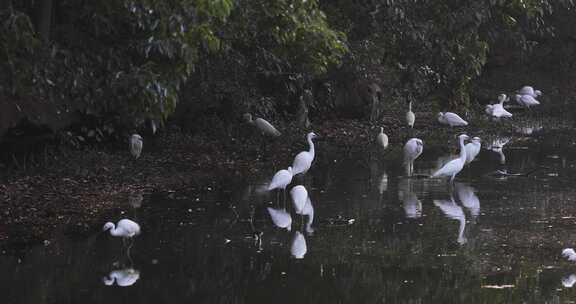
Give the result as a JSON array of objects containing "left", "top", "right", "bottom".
[
  {"left": 455, "top": 183, "right": 480, "bottom": 217},
  {"left": 562, "top": 274, "right": 576, "bottom": 288},
  {"left": 398, "top": 179, "right": 422, "bottom": 219},
  {"left": 103, "top": 268, "right": 140, "bottom": 287},
  {"left": 434, "top": 196, "right": 467, "bottom": 245},
  {"left": 290, "top": 231, "right": 307, "bottom": 259}
]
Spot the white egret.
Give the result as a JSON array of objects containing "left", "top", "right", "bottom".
[
  {"left": 563, "top": 274, "right": 576, "bottom": 288},
  {"left": 290, "top": 185, "right": 308, "bottom": 214},
  {"left": 243, "top": 113, "right": 281, "bottom": 137},
  {"left": 432, "top": 134, "right": 469, "bottom": 183},
  {"left": 455, "top": 183, "right": 480, "bottom": 217},
  {"left": 103, "top": 268, "right": 140, "bottom": 287},
  {"left": 515, "top": 94, "right": 540, "bottom": 108},
  {"left": 406, "top": 101, "right": 415, "bottom": 128},
  {"left": 267, "top": 166, "right": 293, "bottom": 204},
  {"left": 434, "top": 197, "right": 467, "bottom": 245},
  {"left": 517, "top": 86, "right": 542, "bottom": 98},
  {"left": 290, "top": 231, "right": 307, "bottom": 259},
  {"left": 464, "top": 136, "right": 481, "bottom": 165},
  {"left": 403, "top": 138, "right": 423, "bottom": 176},
  {"left": 266, "top": 207, "right": 292, "bottom": 231},
  {"left": 129, "top": 134, "right": 143, "bottom": 159},
  {"left": 291, "top": 132, "right": 318, "bottom": 176},
  {"left": 376, "top": 127, "right": 389, "bottom": 150},
  {"left": 487, "top": 94, "right": 513, "bottom": 118},
  {"left": 103, "top": 219, "right": 141, "bottom": 238},
  {"left": 438, "top": 112, "right": 468, "bottom": 127},
  {"left": 562, "top": 248, "right": 576, "bottom": 261}
]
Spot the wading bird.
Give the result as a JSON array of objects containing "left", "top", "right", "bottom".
[
  {"left": 438, "top": 112, "right": 468, "bottom": 127},
  {"left": 465, "top": 136, "right": 481, "bottom": 165},
  {"left": 243, "top": 113, "right": 281, "bottom": 137},
  {"left": 562, "top": 248, "right": 576, "bottom": 261},
  {"left": 268, "top": 166, "right": 293, "bottom": 204},
  {"left": 291, "top": 132, "right": 318, "bottom": 176},
  {"left": 103, "top": 219, "right": 141, "bottom": 238},
  {"left": 290, "top": 185, "right": 308, "bottom": 214},
  {"left": 515, "top": 94, "right": 540, "bottom": 109},
  {"left": 376, "top": 127, "right": 389, "bottom": 150},
  {"left": 129, "top": 134, "right": 143, "bottom": 159},
  {"left": 406, "top": 101, "right": 415, "bottom": 128},
  {"left": 517, "top": 86, "right": 542, "bottom": 98},
  {"left": 403, "top": 138, "right": 424, "bottom": 176},
  {"left": 103, "top": 268, "right": 140, "bottom": 287},
  {"left": 267, "top": 207, "right": 292, "bottom": 231},
  {"left": 486, "top": 94, "right": 513, "bottom": 118},
  {"left": 432, "top": 134, "right": 469, "bottom": 184}
]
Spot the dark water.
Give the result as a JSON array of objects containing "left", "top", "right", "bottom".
[{"left": 4, "top": 130, "right": 576, "bottom": 304}]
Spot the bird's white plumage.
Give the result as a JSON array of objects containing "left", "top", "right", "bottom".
[
  {"left": 290, "top": 185, "right": 308, "bottom": 214},
  {"left": 515, "top": 94, "right": 540, "bottom": 108},
  {"left": 103, "top": 268, "right": 140, "bottom": 287},
  {"left": 299, "top": 197, "right": 315, "bottom": 234},
  {"left": 438, "top": 112, "right": 468, "bottom": 127},
  {"left": 434, "top": 197, "right": 467, "bottom": 244},
  {"left": 487, "top": 94, "right": 513, "bottom": 118},
  {"left": 290, "top": 231, "right": 307, "bottom": 259},
  {"left": 291, "top": 132, "right": 317, "bottom": 176},
  {"left": 268, "top": 167, "right": 293, "bottom": 191},
  {"left": 464, "top": 137, "right": 481, "bottom": 164},
  {"left": 376, "top": 127, "right": 389, "bottom": 150},
  {"left": 244, "top": 113, "right": 281, "bottom": 137},
  {"left": 103, "top": 219, "right": 140, "bottom": 238},
  {"left": 517, "top": 86, "right": 542, "bottom": 98},
  {"left": 432, "top": 134, "right": 469, "bottom": 182},
  {"left": 406, "top": 102, "right": 415, "bottom": 128},
  {"left": 455, "top": 183, "right": 480, "bottom": 217},
  {"left": 404, "top": 138, "right": 423, "bottom": 176},
  {"left": 563, "top": 274, "right": 576, "bottom": 288},
  {"left": 267, "top": 207, "right": 292, "bottom": 231},
  {"left": 129, "top": 134, "right": 143, "bottom": 159},
  {"left": 563, "top": 248, "right": 576, "bottom": 261}
]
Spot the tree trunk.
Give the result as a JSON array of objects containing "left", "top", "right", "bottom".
[{"left": 39, "top": 0, "right": 53, "bottom": 43}]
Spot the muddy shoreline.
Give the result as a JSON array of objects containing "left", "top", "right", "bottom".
[{"left": 0, "top": 100, "right": 572, "bottom": 251}]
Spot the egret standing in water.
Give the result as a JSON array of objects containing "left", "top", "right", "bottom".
[
  {"left": 406, "top": 101, "right": 415, "bottom": 128},
  {"left": 517, "top": 86, "right": 542, "bottom": 98},
  {"left": 243, "top": 113, "right": 281, "bottom": 137},
  {"left": 103, "top": 219, "right": 141, "bottom": 238},
  {"left": 268, "top": 167, "right": 293, "bottom": 205},
  {"left": 438, "top": 112, "right": 468, "bottom": 127},
  {"left": 486, "top": 94, "right": 513, "bottom": 118},
  {"left": 291, "top": 132, "right": 318, "bottom": 176},
  {"left": 515, "top": 94, "right": 540, "bottom": 109},
  {"left": 464, "top": 136, "right": 481, "bottom": 165},
  {"left": 376, "top": 127, "right": 389, "bottom": 150},
  {"left": 290, "top": 185, "right": 308, "bottom": 214},
  {"left": 403, "top": 138, "right": 424, "bottom": 176},
  {"left": 432, "top": 134, "right": 469, "bottom": 184},
  {"left": 129, "top": 134, "right": 143, "bottom": 159}
]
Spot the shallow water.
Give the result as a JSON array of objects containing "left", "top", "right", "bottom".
[{"left": 4, "top": 130, "right": 576, "bottom": 304}]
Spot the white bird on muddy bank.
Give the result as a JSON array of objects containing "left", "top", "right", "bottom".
[
  {"left": 291, "top": 132, "right": 318, "bottom": 176},
  {"left": 103, "top": 219, "right": 141, "bottom": 238},
  {"left": 432, "top": 134, "right": 469, "bottom": 184},
  {"left": 376, "top": 127, "right": 389, "bottom": 150},
  {"left": 486, "top": 94, "right": 513, "bottom": 118},
  {"left": 403, "top": 138, "right": 424, "bottom": 176},
  {"left": 438, "top": 112, "right": 468, "bottom": 127},
  {"left": 465, "top": 136, "right": 481, "bottom": 165},
  {"left": 515, "top": 94, "right": 540, "bottom": 109},
  {"left": 406, "top": 101, "right": 415, "bottom": 128},
  {"left": 517, "top": 86, "right": 542, "bottom": 98},
  {"left": 129, "top": 134, "right": 143, "bottom": 159},
  {"left": 243, "top": 113, "right": 281, "bottom": 137}
]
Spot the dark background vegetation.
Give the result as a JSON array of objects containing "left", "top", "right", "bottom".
[{"left": 1, "top": 0, "right": 575, "bottom": 157}]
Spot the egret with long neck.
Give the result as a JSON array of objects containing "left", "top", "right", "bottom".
[
  {"left": 291, "top": 132, "right": 317, "bottom": 176},
  {"left": 432, "top": 134, "right": 470, "bottom": 184}
]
